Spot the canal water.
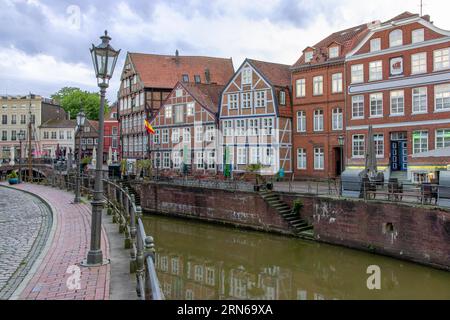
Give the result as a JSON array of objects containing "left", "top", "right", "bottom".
[{"left": 142, "top": 214, "right": 450, "bottom": 300}]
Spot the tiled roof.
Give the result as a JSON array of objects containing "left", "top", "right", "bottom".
[
  {"left": 106, "top": 104, "right": 118, "bottom": 121},
  {"left": 128, "top": 53, "right": 234, "bottom": 89},
  {"left": 292, "top": 23, "right": 369, "bottom": 68},
  {"left": 247, "top": 59, "right": 291, "bottom": 87},
  {"left": 383, "top": 11, "right": 419, "bottom": 24},
  {"left": 181, "top": 82, "right": 224, "bottom": 114},
  {"left": 87, "top": 120, "right": 99, "bottom": 132},
  {"left": 40, "top": 119, "right": 76, "bottom": 128}
]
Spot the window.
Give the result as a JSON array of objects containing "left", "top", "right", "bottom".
[
  {"left": 162, "top": 129, "right": 169, "bottom": 143},
  {"left": 237, "top": 147, "right": 247, "bottom": 165},
  {"left": 236, "top": 119, "right": 246, "bottom": 136},
  {"left": 313, "top": 76, "right": 323, "bottom": 95},
  {"left": 435, "top": 84, "right": 450, "bottom": 111},
  {"left": 297, "top": 111, "right": 306, "bottom": 133},
  {"left": 186, "top": 102, "right": 194, "bottom": 116},
  {"left": 255, "top": 91, "right": 266, "bottom": 108},
  {"left": 369, "top": 61, "right": 382, "bottom": 81},
  {"left": 11, "top": 130, "right": 16, "bottom": 141},
  {"left": 173, "top": 151, "right": 181, "bottom": 168},
  {"left": 374, "top": 134, "right": 384, "bottom": 157},
  {"left": 228, "top": 94, "right": 239, "bottom": 109},
  {"left": 370, "top": 93, "right": 383, "bottom": 117},
  {"left": 304, "top": 51, "right": 313, "bottom": 63},
  {"left": 249, "top": 147, "right": 259, "bottom": 164},
  {"left": 332, "top": 108, "right": 343, "bottom": 130},
  {"left": 58, "top": 131, "right": 63, "bottom": 139},
  {"left": 261, "top": 118, "right": 273, "bottom": 136},
  {"left": 171, "top": 128, "right": 180, "bottom": 143},
  {"left": 11, "top": 115, "right": 16, "bottom": 125},
  {"left": 248, "top": 119, "right": 259, "bottom": 136},
  {"left": 329, "top": 46, "right": 339, "bottom": 58},
  {"left": 183, "top": 128, "right": 190, "bottom": 142},
  {"left": 223, "top": 120, "right": 233, "bottom": 136},
  {"left": 165, "top": 106, "right": 172, "bottom": 118},
  {"left": 297, "top": 148, "right": 306, "bottom": 169},
  {"left": 195, "top": 126, "right": 203, "bottom": 142},
  {"left": 352, "top": 135, "right": 365, "bottom": 158},
  {"left": 51, "top": 131, "right": 57, "bottom": 139},
  {"left": 314, "top": 148, "right": 324, "bottom": 170},
  {"left": 207, "top": 151, "right": 215, "bottom": 169},
  {"left": 20, "top": 115, "right": 26, "bottom": 124},
  {"left": 241, "top": 92, "right": 252, "bottom": 109},
  {"left": 242, "top": 67, "right": 252, "bottom": 85},
  {"left": 163, "top": 152, "right": 170, "bottom": 168},
  {"left": 434, "top": 48, "right": 450, "bottom": 71},
  {"left": 279, "top": 91, "right": 286, "bottom": 105},
  {"left": 412, "top": 28, "right": 424, "bottom": 43},
  {"left": 351, "top": 64, "right": 364, "bottom": 83},
  {"left": 194, "top": 75, "right": 201, "bottom": 84},
  {"left": 205, "top": 126, "right": 215, "bottom": 141},
  {"left": 411, "top": 53, "right": 427, "bottom": 74},
  {"left": 352, "top": 95, "right": 364, "bottom": 119},
  {"left": 389, "top": 29, "right": 403, "bottom": 47},
  {"left": 412, "top": 131, "right": 428, "bottom": 154},
  {"left": 175, "top": 89, "right": 183, "bottom": 97},
  {"left": 196, "top": 152, "right": 204, "bottom": 169},
  {"left": 112, "top": 137, "right": 118, "bottom": 148},
  {"left": 370, "top": 38, "right": 381, "bottom": 52},
  {"left": 412, "top": 87, "right": 427, "bottom": 114},
  {"left": 67, "top": 131, "right": 72, "bottom": 140},
  {"left": 332, "top": 73, "right": 343, "bottom": 93},
  {"left": 2, "top": 131, "right": 7, "bottom": 141},
  {"left": 313, "top": 110, "right": 324, "bottom": 132},
  {"left": 436, "top": 129, "right": 450, "bottom": 149},
  {"left": 2, "top": 115, "right": 7, "bottom": 125},
  {"left": 182, "top": 74, "right": 189, "bottom": 82},
  {"left": 206, "top": 268, "right": 215, "bottom": 286},
  {"left": 174, "top": 105, "right": 183, "bottom": 123},
  {"left": 296, "top": 79, "right": 306, "bottom": 97},
  {"left": 390, "top": 90, "right": 404, "bottom": 115},
  {"left": 153, "top": 129, "right": 160, "bottom": 144},
  {"left": 44, "top": 131, "right": 49, "bottom": 139}
]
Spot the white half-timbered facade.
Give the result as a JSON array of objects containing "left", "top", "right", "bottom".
[
  {"left": 149, "top": 81, "right": 224, "bottom": 177},
  {"left": 219, "top": 59, "right": 293, "bottom": 175}
]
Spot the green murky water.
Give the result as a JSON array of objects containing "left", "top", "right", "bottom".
[{"left": 142, "top": 214, "right": 450, "bottom": 300}]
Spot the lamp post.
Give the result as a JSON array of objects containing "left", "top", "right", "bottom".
[
  {"left": 18, "top": 131, "right": 25, "bottom": 183},
  {"left": 74, "top": 111, "right": 86, "bottom": 204},
  {"left": 82, "top": 30, "right": 120, "bottom": 267},
  {"left": 338, "top": 135, "right": 345, "bottom": 175}
]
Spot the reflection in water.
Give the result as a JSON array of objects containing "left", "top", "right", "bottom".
[{"left": 142, "top": 215, "right": 450, "bottom": 300}]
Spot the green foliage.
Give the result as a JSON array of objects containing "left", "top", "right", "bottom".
[
  {"left": 7, "top": 171, "right": 18, "bottom": 179},
  {"left": 137, "top": 159, "right": 152, "bottom": 179},
  {"left": 246, "top": 163, "right": 263, "bottom": 173},
  {"left": 51, "top": 87, "right": 109, "bottom": 121},
  {"left": 293, "top": 199, "right": 303, "bottom": 214},
  {"left": 81, "top": 156, "right": 92, "bottom": 165},
  {"left": 120, "top": 159, "right": 127, "bottom": 175}
]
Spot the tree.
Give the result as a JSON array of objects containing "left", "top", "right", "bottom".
[{"left": 51, "top": 87, "right": 109, "bottom": 121}]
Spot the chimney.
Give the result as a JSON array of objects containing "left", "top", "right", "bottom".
[
  {"left": 205, "top": 68, "right": 211, "bottom": 84},
  {"left": 422, "top": 14, "right": 431, "bottom": 22},
  {"left": 175, "top": 49, "right": 180, "bottom": 65}
]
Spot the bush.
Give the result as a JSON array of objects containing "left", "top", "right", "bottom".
[
  {"left": 7, "top": 171, "right": 18, "bottom": 179},
  {"left": 81, "top": 156, "right": 92, "bottom": 165}
]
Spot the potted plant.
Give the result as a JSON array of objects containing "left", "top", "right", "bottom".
[
  {"left": 246, "top": 163, "right": 263, "bottom": 191},
  {"left": 7, "top": 171, "right": 19, "bottom": 185},
  {"left": 81, "top": 156, "right": 92, "bottom": 171},
  {"left": 136, "top": 159, "right": 152, "bottom": 180}
]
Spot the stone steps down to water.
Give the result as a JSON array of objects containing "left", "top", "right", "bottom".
[
  {"left": 259, "top": 190, "right": 314, "bottom": 240},
  {"left": 120, "top": 180, "right": 141, "bottom": 207}
]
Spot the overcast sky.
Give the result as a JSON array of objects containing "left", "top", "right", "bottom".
[{"left": 1, "top": 0, "right": 450, "bottom": 102}]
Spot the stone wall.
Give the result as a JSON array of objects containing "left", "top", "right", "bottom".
[{"left": 135, "top": 182, "right": 450, "bottom": 270}]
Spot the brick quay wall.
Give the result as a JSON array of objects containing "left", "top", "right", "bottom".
[{"left": 134, "top": 182, "right": 450, "bottom": 271}]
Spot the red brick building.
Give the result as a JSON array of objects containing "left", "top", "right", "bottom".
[
  {"left": 149, "top": 81, "right": 224, "bottom": 177},
  {"left": 117, "top": 51, "right": 234, "bottom": 160},
  {"left": 345, "top": 12, "right": 450, "bottom": 183},
  {"left": 103, "top": 104, "right": 120, "bottom": 163},
  {"left": 291, "top": 24, "right": 369, "bottom": 179}
]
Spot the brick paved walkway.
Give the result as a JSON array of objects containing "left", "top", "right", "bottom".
[{"left": 8, "top": 183, "right": 110, "bottom": 300}]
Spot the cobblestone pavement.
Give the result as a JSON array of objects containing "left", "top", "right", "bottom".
[
  {"left": 4, "top": 183, "right": 110, "bottom": 300},
  {"left": 0, "top": 186, "right": 52, "bottom": 299}
]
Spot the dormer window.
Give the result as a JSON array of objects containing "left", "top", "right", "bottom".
[
  {"left": 389, "top": 29, "right": 403, "bottom": 47},
  {"left": 182, "top": 74, "right": 189, "bottom": 82},
  {"left": 305, "top": 51, "right": 313, "bottom": 63},
  {"left": 194, "top": 75, "right": 201, "bottom": 84},
  {"left": 370, "top": 38, "right": 381, "bottom": 52},
  {"left": 242, "top": 67, "right": 252, "bottom": 85},
  {"left": 328, "top": 46, "right": 339, "bottom": 59}
]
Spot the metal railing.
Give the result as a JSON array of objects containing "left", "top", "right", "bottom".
[
  {"left": 36, "top": 168, "right": 164, "bottom": 300},
  {"left": 154, "top": 175, "right": 255, "bottom": 192},
  {"left": 272, "top": 178, "right": 341, "bottom": 196}
]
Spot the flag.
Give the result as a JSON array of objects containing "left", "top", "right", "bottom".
[{"left": 144, "top": 118, "right": 155, "bottom": 135}]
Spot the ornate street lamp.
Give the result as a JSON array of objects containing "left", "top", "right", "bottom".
[
  {"left": 18, "top": 131, "right": 25, "bottom": 183},
  {"left": 82, "top": 31, "right": 120, "bottom": 267},
  {"left": 74, "top": 111, "right": 86, "bottom": 204}
]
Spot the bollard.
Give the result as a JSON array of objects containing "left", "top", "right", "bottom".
[{"left": 144, "top": 235, "right": 155, "bottom": 299}]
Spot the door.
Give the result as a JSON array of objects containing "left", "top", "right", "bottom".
[{"left": 390, "top": 140, "right": 407, "bottom": 171}]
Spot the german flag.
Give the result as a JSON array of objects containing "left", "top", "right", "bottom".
[{"left": 144, "top": 118, "right": 155, "bottom": 135}]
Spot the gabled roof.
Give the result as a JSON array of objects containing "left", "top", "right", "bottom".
[
  {"left": 128, "top": 52, "right": 234, "bottom": 89},
  {"left": 182, "top": 82, "right": 224, "bottom": 114},
  {"left": 40, "top": 119, "right": 76, "bottom": 128},
  {"left": 292, "top": 23, "right": 369, "bottom": 68},
  {"left": 383, "top": 11, "right": 419, "bottom": 24},
  {"left": 247, "top": 59, "right": 291, "bottom": 87}
]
